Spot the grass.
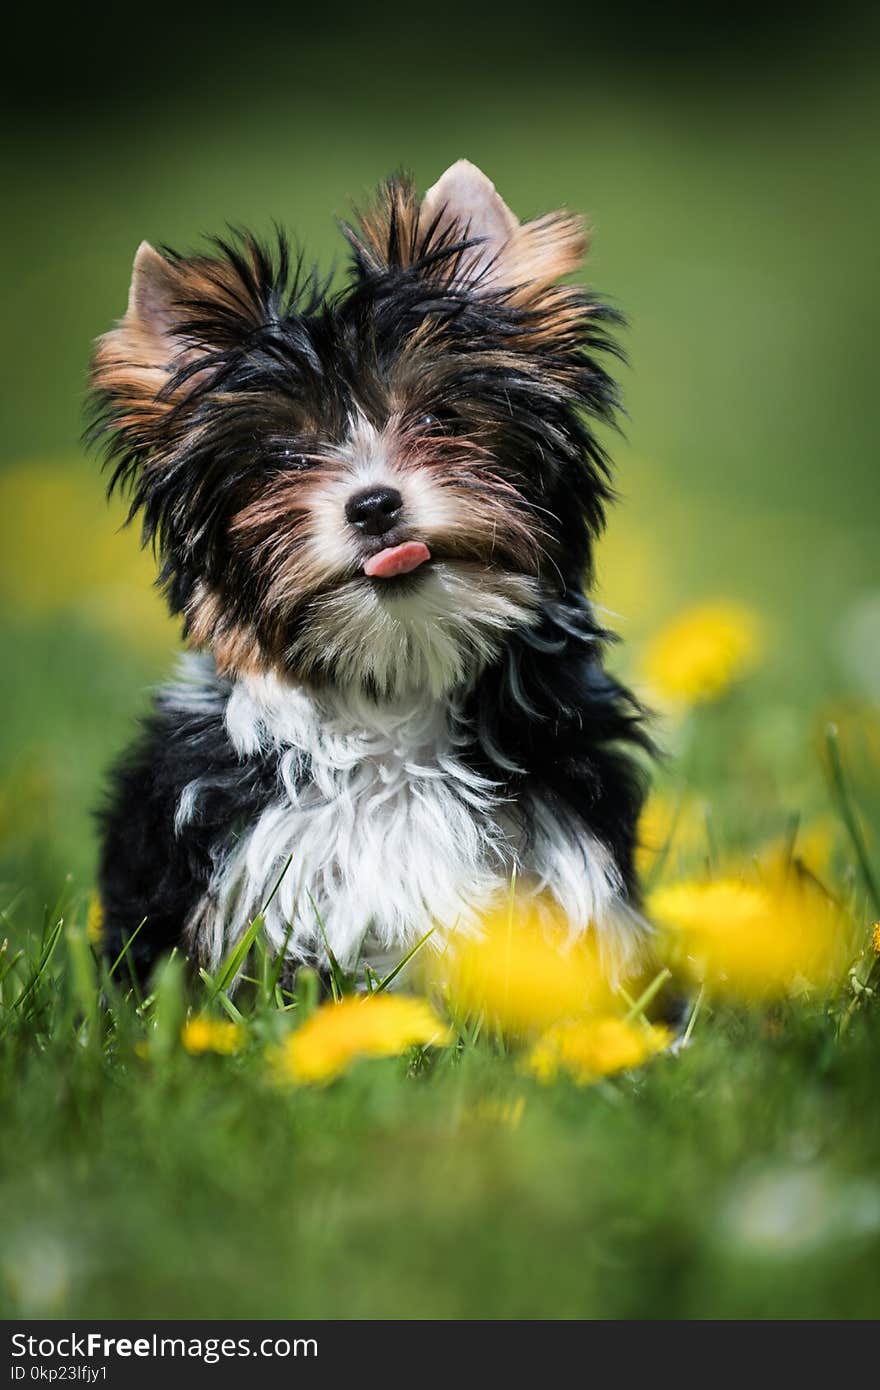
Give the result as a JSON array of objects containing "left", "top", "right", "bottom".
[{"left": 1, "top": 681, "right": 879, "bottom": 1320}]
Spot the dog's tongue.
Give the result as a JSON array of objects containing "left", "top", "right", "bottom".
[{"left": 363, "top": 541, "right": 431, "bottom": 578}]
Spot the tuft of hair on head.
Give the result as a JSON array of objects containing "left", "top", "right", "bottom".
[{"left": 345, "top": 159, "right": 592, "bottom": 339}]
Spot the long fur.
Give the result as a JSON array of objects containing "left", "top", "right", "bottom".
[{"left": 90, "top": 164, "right": 652, "bottom": 985}]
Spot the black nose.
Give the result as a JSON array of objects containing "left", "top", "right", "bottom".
[{"left": 345, "top": 486, "right": 403, "bottom": 537}]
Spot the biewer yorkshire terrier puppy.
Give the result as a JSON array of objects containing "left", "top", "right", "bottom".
[{"left": 89, "top": 160, "right": 651, "bottom": 986}]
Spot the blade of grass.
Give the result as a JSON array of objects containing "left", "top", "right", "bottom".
[
  {"left": 213, "top": 991, "right": 246, "bottom": 1025},
  {"left": 374, "top": 927, "right": 436, "bottom": 993},
  {"left": 12, "top": 917, "right": 65, "bottom": 1013},
  {"left": 622, "top": 967, "right": 672, "bottom": 1025},
  {"left": 262, "top": 854, "right": 294, "bottom": 914},
  {"left": 680, "top": 983, "right": 704, "bottom": 1047},
  {"left": 0, "top": 941, "right": 24, "bottom": 989},
  {"left": 268, "top": 916, "right": 298, "bottom": 999},
  {"left": 108, "top": 917, "right": 148, "bottom": 979},
  {"left": 292, "top": 966, "right": 320, "bottom": 1019},
  {"left": 210, "top": 854, "right": 295, "bottom": 999},
  {"left": 66, "top": 923, "right": 99, "bottom": 1041},
  {"left": 0, "top": 888, "right": 25, "bottom": 931},
  {"left": 214, "top": 914, "right": 266, "bottom": 995},
  {"left": 308, "top": 892, "right": 346, "bottom": 1000},
  {"left": 150, "top": 951, "right": 185, "bottom": 1062},
  {"left": 825, "top": 723, "right": 880, "bottom": 916}
]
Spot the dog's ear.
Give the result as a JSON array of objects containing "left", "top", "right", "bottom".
[
  {"left": 91, "top": 237, "right": 274, "bottom": 449},
  {"left": 420, "top": 159, "right": 589, "bottom": 299},
  {"left": 124, "top": 240, "right": 196, "bottom": 367},
  {"left": 421, "top": 161, "right": 519, "bottom": 285},
  {"left": 90, "top": 242, "right": 214, "bottom": 435}
]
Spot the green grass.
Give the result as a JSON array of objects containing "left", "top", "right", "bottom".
[
  {"left": 1, "top": 898, "right": 879, "bottom": 1319},
  {"left": 1, "top": 702, "right": 879, "bottom": 1322}
]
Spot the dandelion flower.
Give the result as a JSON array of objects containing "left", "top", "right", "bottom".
[
  {"left": 437, "top": 904, "right": 617, "bottom": 1038},
  {"left": 642, "top": 601, "right": 761, "bottom": 706},
  {"left": 85, "top": 892, "right": 104, "bottom": 946},
  {"left": 872, "top": 923, "right": 880, "bottom": 956},
  {"left": 649, "top": 871, "right": 850, "bottom": 998},
  {"left": 526, "top": 1016, "right": 670, "bottom": 1086},
  {"left": 636, "top": 791, "right": 707, "bottom": 880},
  {"left": 181, "top": 1015, "right": 244, "bottom": 1056},
  {"left": 272, "top": 994, "right": 452, "bottom": 1086}
]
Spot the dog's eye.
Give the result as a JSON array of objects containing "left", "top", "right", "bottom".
[
  {"left": 279, "top": 449, "right": 312, "bottom": 469},
  {"left": 418, "top": 413, "right": 445, "bottom": 432}
]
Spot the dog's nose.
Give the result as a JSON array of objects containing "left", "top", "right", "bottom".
[{"left": 345, "top": 486, "right": 403, "bottom": 537}]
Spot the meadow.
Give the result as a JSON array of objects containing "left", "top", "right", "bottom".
[{"left": 1, "top": 16, "right": 879, "bottom": 1319}]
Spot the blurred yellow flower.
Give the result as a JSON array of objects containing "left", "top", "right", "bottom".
[
  {"left": 436, "top": 904, "right": 617, "bottom": 1038},
  {"left": 594, "top": 509, "right": 671, "bottom": 630},
  {"left": 526, "top": 1016, "right": 670, "bottom": 1086},
  {"left": 85, "top": 893, "right": 104, "bottom": 947},
  {"left": 872, "top": 923, "right": 880, "bottom": 956},
  {"left": 181, "top": 1015, "right": 244, "bottom": 1056},
  {"left": 760, "top": 818, "right": 836, "bottom": 881},
  {"left": 636, "top": 791, "right": 708, "bottom": 880},
  {"left": 0, "top": 460, "right": 175, "bottom": 656},
  {"left": 273, "top": 994, "right": 452, "bottom": 1085},
  {"left": 649, "top": 870, "right": 851, "bottom": 998},
  {"left": 642, "top": 601, "right": 762, "bottom": 706}
]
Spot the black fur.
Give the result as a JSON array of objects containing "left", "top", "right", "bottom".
[
  {"left": 467, "top": 593, "right": 651, "bottom": 902},
  {"left": 98, "top": 679, "right": 279, "bottom": 974}
]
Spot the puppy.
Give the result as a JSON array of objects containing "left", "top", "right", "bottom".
[{"left": 89, "top": 160, "right": 650, "bottom": 985}]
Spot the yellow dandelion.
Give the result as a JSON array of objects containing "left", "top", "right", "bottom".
[
  {"left": 85, "top": 892, "right": 104, "bottom": 946},
  {"left": 181, "top": 1015, "right": 244, "bottom": 1056},
  {"left": 636, "top": 791, "right": 708, "bottom": 879},
  {"left": 872, "top": 923, "right": 880, "bottom": 956},
  {"left": 525, "top": 1015, "right": 670, "bottom": 1086},
  {"left": 436, "top": 903, "right": 617, "bottom": 1038},
  {"left": 272, "top": 994, "right": 452, "bottom": 1086},
  {"left": 649, "top": 870, "right": 850, "bottom": 999},
  {"left": 642, "top": 601, "right": 762, "bottom": 706}
]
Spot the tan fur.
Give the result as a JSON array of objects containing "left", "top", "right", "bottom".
[
  {"left": 350, "top": 178, "right": 424, "bottom": 273},
  {"left": 185, "top": 583, "right": 270, "bottom": 678},
  {"left": 348, "top": 161, "right": 592, "bottom": 353},
  {"left": 91, "top": 239, "right": 269, "bottom": 428}
]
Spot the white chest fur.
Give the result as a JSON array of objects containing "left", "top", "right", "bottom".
[{"left": 177, "top": 664, "right": 635, "bottom": 976}]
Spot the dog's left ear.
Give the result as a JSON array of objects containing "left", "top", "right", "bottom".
[{"left": 420, "top": 159, "right": 588, "bottom": 296}]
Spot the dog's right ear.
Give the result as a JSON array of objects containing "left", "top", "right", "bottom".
[
  {"left": 90, "top": 242, "right": 207, "bottom": 427},
  {"left": 90, "top": 236, "right": 275, "bottom": 461}
]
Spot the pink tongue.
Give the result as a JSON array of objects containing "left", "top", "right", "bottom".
[{"left": 363, "top": 541, "right": 431, "bottom": 578}]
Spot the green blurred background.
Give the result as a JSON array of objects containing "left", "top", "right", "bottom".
[{"left": 2, "top": 1, "right": 879, "bottom": 916}]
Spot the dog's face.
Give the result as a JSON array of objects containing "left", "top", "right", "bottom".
[{"left": 90, "top": 161, "right": 621, "bottom": 697}]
